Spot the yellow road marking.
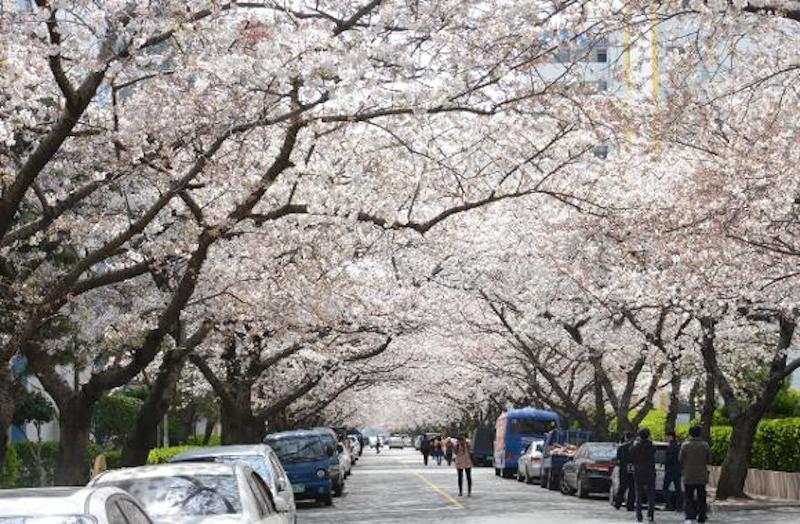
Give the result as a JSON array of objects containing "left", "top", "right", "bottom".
[{"left": 415, "top": 472, "right": 464, "bottom": 509}]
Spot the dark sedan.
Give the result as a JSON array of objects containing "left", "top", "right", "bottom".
[{"left": 560, "top": 442, "right": 618, "bottom": 498}]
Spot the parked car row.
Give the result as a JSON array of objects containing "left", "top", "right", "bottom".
[
  {"left": 508, "top": 429, "right": 676, "bottom": 505},
  {"left": 0, "top": 426, "right": 365, "bottom": 523}
]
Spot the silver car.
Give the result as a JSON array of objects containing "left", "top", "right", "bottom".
[
  {"left": 90, "top": 462, "right": 290, "bottom": 524},
  {"left": 517, "top": 440, "right": 545, "bottom": 484},
  {"left": 0, "top": 486, "right": 152, "bottom": 523},
  {"left": 170, "top": 444, "right": 296, "bottom": 524}
]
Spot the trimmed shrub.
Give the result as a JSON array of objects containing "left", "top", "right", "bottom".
[
  {"left": 0, "top": 445, "right": 21, "bottom": 488},
  {"left": 146, "top": 445, "right": 199, "bottom": 464}
]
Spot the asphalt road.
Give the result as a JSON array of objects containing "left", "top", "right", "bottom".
[{"left": 298, "top": 448, "right": 800, "bottom": 524}]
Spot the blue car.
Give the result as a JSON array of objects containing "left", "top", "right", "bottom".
[{"left": 264, "top": 429, "right": 334, "bottom": 506}]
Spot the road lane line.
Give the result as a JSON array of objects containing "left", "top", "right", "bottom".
[{"left": 415, "top": 472, "right": 464, "bottom": 509}]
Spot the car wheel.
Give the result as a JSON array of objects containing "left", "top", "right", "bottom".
[
  {"left": 517, "top": 468, "right": 525, "bottom": 482},
  {"left": 540, "top": 469, "right": 548, "bottom": 489},
  {"left": 560, "top": 474, "right": 573, "bottom": 495},
  {"left": 495, "top": 468, "right": 501, "bottom": 477},
  {"left": 322, "top": 494, "right": 333, "bottom": 506},
  {"left": 333, "top": 481, "right": 343, "bottom": 497}
]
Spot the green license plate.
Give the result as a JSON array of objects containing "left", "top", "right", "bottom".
[{"left": 292, "top": 484, "right": 305, "bottom": 494}]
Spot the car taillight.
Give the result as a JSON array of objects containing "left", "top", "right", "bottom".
[{"left": 586, "top": 463, "right": 612, "bottom": 472}]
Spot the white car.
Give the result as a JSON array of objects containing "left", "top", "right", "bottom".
[
  {"left": 338, "top": 442, "right": 352, "bottom": 478},
  {"left": 347, "top": 436, "right": 361, "bottom": 459},
  {"left": 0, "top": 486, "right": 152, "bottom": 523},
  {"left": 387, "top": 435, "right": 405, "bottom": 449},
  {"left": 517, "top": 440, "right": 545, "bottom": 484},
  {"left": 170, "top": 444, "right": 296, "bottom": 524},
  {"left": 90, "top": 462, "right": 290, "bottom": 524}
]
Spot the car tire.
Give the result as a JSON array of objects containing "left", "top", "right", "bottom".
[
  {"left": 517, "top": 470, "right": 525, "bottom": 482},
  {"left": 560, "top": 474, "right": 573, "bottom": 496},
  {"left": 333, "top": 480, "right": 344, "bottom": 497},
  {"left": 322, "top": 494, "right": 333, "bottom": 506},
  {"left": 540, "top": 469, "right": 549, "bottom": 489},
  {"left": 495, "top": 468, "right": 501, "bottom": 476}
]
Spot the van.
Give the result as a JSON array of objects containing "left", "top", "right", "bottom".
[
  {"left": 264, "top": 430, "right": 334, "bottom": 506},
  {"left": 470, "top": 426, "right": 496, "bottom": 466}
]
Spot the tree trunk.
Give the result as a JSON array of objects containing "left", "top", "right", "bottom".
[
  {"left": 665, "top": 369, "right": 681, "bottom": 436},
  {"left": 54, "top": 396, "right": 93, "bottom": 486},
  {"left": 591, "top": 367, "right": 609, "bottom": 440},
  {"left": 701, "top": 372, "right": 715, "bottom": 441},
  {"left": 0, "top": 371, "right": 14, "bottom": 470},
  {"left": 203, "top": 416, "right": 216, "bottom": 445},
  {"left": 221, "top": 399, "right": 263, "bottom": 444},
  {"left": 716, "top": 415, "right": 759, "bottom": 499},
  {"left": 121, "top": 350, "right": 188, "bottom": 466}
]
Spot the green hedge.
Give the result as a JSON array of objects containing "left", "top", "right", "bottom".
[
  {"left": 146, "top": 445, "right": 199, "bottom": 464},
  {"left": 1, "top": 446, "right": 20, "bottom": 488}
]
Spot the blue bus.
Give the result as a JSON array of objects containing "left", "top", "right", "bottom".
[{"left": 494, "top": 408, "right": 560, "bottom": 477}]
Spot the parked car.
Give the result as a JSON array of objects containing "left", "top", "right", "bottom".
[
  {"left": 402, "top": 434, "right": 414, "bottom": 447},
  {"left": 387, "top": 434, "right": 405, "bottom": 449},
  {"left": 471, "top": 426, "right": 495, "bottom": 467},
  {"left": 310, "top": 428, "right": 346, "bottom": 497},
  {"left": 339, "top": 440, "right": 353, "bottom": 478},
  {"left": 540, "top": 429, "right": 593, "bottom": 490},
  {"left": 609, "top": 441, "right": 675, "bottom": 504},
  {"left": 560, "top": 442, "right": 618, "bottom": 498},
  {"left": 517, "top": 440, "right": 545, "bottom": 483},
  {"left": 90, "top": 462, "right": 290, "bottom": 523},
  {"left": 0, "top": 486, "right": 152, "bottom": 524},
  {"left": 170, "top": 444, "right": 296, "bottom": 523},
  {"left": 347, "top": 435, "right": 362, "bottom": 459},
  {"left": 265, "top": 430, "right": 335, "bottom": 506}
]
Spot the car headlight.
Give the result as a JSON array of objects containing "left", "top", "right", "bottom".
[{"left": 316, "top": 469, "right": 328, "bottom": 479}]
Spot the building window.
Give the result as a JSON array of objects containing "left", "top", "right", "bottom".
[{"left": 594, "top": 47, "right": 608, "bottom": 63}]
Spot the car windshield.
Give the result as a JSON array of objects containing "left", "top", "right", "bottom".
[
  {"left": 588, "top": 445, "right": 618, "bottom": 461},
  {"left": 100, "top": 474, "right": 241, "bottom": 518},
  {"left": 0, "top": 517, "right": 96, "bottom": 524},
  {"left": 510, "top": 418, "right": 557, "bottom": 435},
  {"left": 178, "top": 455, "right": 273, "bottom": 485},
  {"left": 265, "top": 436, "right": 325, "bottom": 464}
]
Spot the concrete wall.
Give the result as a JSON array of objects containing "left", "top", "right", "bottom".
[{"left": 709, "top": 466, "right": 800, "bottom": 501}]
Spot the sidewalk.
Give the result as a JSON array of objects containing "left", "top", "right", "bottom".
[{"left": 709, "top": 489, "right": 800, "bottom": 511}]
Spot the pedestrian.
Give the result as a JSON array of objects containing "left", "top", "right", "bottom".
[
  {"left": 629, "top": 428, "right": 657, "bottom": 523},
  {"left": 434, "top": 437, "right": 444, "bottom": 466},
  {"left": 454, "top": 435, "right": 473, "bottom": 496},
  {"left": 680, "top": 425, "right": 710, "bottom": 524},
  {"left": 614, "top": 431, "right": 636, "bottom": 512},
  {"left": 663, "top": 430, "right": 683, "bottom": 511},
  {"left": 420, "top": 435, "right": 432, "bottom": 466},
  {"left": 445, "top": 438, "right": 454, "bottom": 466}
]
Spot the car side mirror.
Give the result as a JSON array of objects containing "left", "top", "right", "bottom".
[
  {"left": 275, "top": 498, "right": 291, "bottom": 513},
  {"left": 277, "top": 478, "right": 289, "bottom": 492},
  {"left": 326, "top": 446, "right": 334, "bottom": 457}
]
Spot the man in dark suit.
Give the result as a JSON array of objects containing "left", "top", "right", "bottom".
[
  {"left": 613, "top": 431, "right": 636, "bottom": 511},
  {"left": 630, "top": 428, "right": 657, "bottom": 523}
]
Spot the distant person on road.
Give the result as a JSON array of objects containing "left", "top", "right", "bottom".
[
  {"left": 376, "top": 438, "right": 382, "bottom": 454},
  {"left": 614, "top": 431, "right": 636, "bottom": 512},
  {"left": 445, "top": 438, "right": 454, "bottom": 466},
  {"left": 454, "top": 435, "right": 473, "bottom": 497},
  {"left": 629, "top": 428, "right": 657, "bottom": 523},
  {"left": 434, "top": 437, "right": 444, "bottom": 466},
  {"left": 663, "top": 430, "right": 683, "bottom": 511},
  {"left": 421, "top": 435, "right": 432, "bottom": 466},
  {"left": 680, "top": 426, "right": 710, "bottom": 524}
]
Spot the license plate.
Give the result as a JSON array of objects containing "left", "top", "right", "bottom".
[{"left": 292, "top": 484, "right": 305, "bottom": 494}]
